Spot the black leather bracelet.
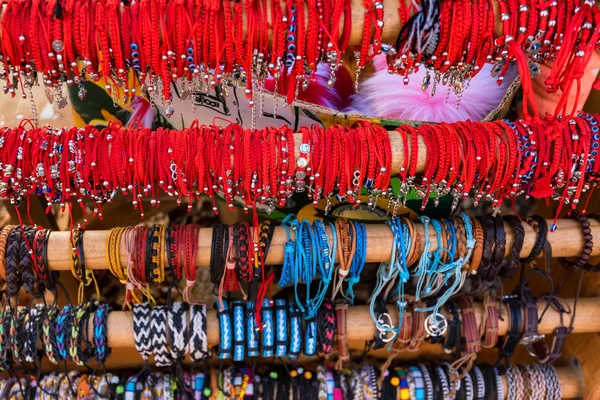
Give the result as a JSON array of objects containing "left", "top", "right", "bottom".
[
  {"left": 498, "top": 297, "right": 523, "bottom": 362},
  {"left": 521, "top": 216, "right": 547, "bottom": 264},
  {"left": 479, "top": 216, "right": 496, "bottom": 283},
  {"left": 502, "top": 215, "right": 524, "bottom": 278},
  {"left": 492, "top": 215, "right": 506, "bottom": 276}
]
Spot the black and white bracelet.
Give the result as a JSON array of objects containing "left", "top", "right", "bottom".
[
  {"left": 133, "top": 303, "right": 153, "bottom": 361},
  {"left": 167, "top": 302, "right": 188, "bottom": 361},
  {"left": 151, "top": 305, "right": 172, "bottom": 367},
  {"left": 189, "top": 304, "right": 209, "bottom": 362}
]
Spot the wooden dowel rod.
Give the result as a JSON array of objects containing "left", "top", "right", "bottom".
[
  {"left": 47, "top": 218, "right": 600, "bottom": 271},
  {"left": 95, "top": 298, "right": 600, "bottom": 349}
]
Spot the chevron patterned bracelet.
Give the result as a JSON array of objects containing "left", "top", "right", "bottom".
[
  {"left": 232, "top": 300, "right": 245, "bottom": 362},
  {"left": 261, "top": 299, "right": 274, "bottom": 358},
  {"left": 167, "top": 302, "right": 188, "bottom": 361},
  {"left": 274, "top": 299, "right": 288, "bottom": 358},
  {"left": 94, "top": 303, "right": 111, "bottom": 363},
  {"left": 151, "top": 306, "right": 172, "bottom": 367},
  {"left": 288, "top": 302, "right": 302, "bottom": 359},
  {"left": 133, "top": 303, "right": 153, "bottom": 361},
  {"left": 246, "top": 301, "right": 260, "bottom": 357},
  {"left": 189, "top": 304, "right": 209, "bottom": 363},
  {"left": 217, "top": 301, "right": 232, "bottom": 360}
]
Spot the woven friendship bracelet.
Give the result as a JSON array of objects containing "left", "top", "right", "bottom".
[
  {"left": 151, "top": 306, "right": 172, "bottom": 367},
  {"left": 41, "top": 306, "right": 60, "bottom": 365},
  {"left": 232, "top": 300, "right": 245, "bottom": 362},
  {"left": 317, "top": 299, "right": 336, "bottom": 356},
  {"left": 167, "top": 302, "right": 188, "bottom": 361},
  {"left": 5, "top": 228, "right": 21, "bottom": 297},
  {"left": 9, "top": 306, "right": 27, "bottom": 364},
  {"left": 305, "top": 316, "right": 318, "bottom": 357},
  {"left": 245, "top": 301, "right": 260, "bottom": 357},
  {"left": 217, "top": 301, "right": 232, "bottom": 360},
  {"left": 94, "top": 303, "right": 111, "bottom": 363},
  {"left": 261, "top": 299, "right": 274, "bottom": 358},
  {"left": 189, "top": 304, "right": 209, "bottom": 363},
  {"left": 133, "top": 303, "right": 153, "bottom": 361},
  {"left": 274, "top": 299, "right": 288, "bottom": 357},
  {"left": 24, "top": 303, "right": 45, "bottom": 363},
  {"left": 288, "top": 301, "right": 302, "bottom": 359},
  {"left": 55, "top": 304, "right": 74, "bottom": 362}
]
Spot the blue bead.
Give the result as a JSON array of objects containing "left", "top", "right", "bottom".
[
  {"left": 593, "top": 126, "right": 599, "bottom": 132},
  {"left": 133, "top": 65, "right": 141, "bottom": 71},
  {"left": 550, "top": 224, "right": 557, "bottom": 232},
  {"left": 187, "top": 48, "right": 194, "bottom": 55},
  {"left": 291, "top": 6, "right": 296, "bottom": 12},
  {"left": 593, "top": 142, "right": 599, "bottom": 148},
  {"left": 285, "top": 60, "right": 294, "bottom": 68},
  {"left": 291, "top": 15, "right": 297, "bottom": 22},
  {"left": 36, "top": 189, "right": 42, "bottom": 195},
  {"left": 519, "top": 145, "right": 524, "bottom": 151},
  {"left": 525, "top": 151, "right": 531, "bottom": 157},
  {"left": 592, "top": 150, "right": 598, "bottom": 156},
  {"left": 131, "top": 51, "right": 139, "bottom": 58},
  {"left": 189, "top": 63, "right": 195, "bottom": 69},
  {"left": 130, "top": 43, "right": 138, "bottom": 50},
  {"left": 591, "top": 119, "right": 598, "bottom": 125},
  {"left": 578, "top": 113, "right": 583, "bottom": 117},
  {"left": 289, "top": 25, "right": 296, "bottom": 33},
  {"left": 187, "top": 56, "right": 194, "bottom": 63},
  {"left": 133, "top": 59, "right": 140, "bottom": 65},
  {"left": 288, "top": 44, "right": 296, "bottom": 52},
  {"left": 523, "top": 135, "right": 529, "bottom": 141},
  {"left": 288, "top": 35, "right": 295, "bottom": 42},
  {"left": 524, "top": 142, "right": 530, "bottom": 148},
  {"left": 287, "top": 52, "right": 295, "bottom": 59}
]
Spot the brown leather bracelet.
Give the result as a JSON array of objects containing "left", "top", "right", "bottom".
[
  {"left": 468, "top": 219, "right": 484, "bottom": 275},
  {"left": 519, "top": 290, "right": 542, "bottom": 346},
  {"left": 0, "top": 225, "right": 15, "bottom": 280},
  {"left": 452, "top": 215, "right": 469, "bottom": 268},
  {"left": 403, "top": 218, "right": 422, "bottom": 267},
  {"left": 392, "top": 307, "right": 413, "bottom": 352},
  {"left": 458, "top": 297, "right": 481, "bottom": 355},
  {"left": 480, "top": 295, "right": 500, "bottom": 348},
  {"left": 335, "top": 302, "right": 349, "bottom": 367}
]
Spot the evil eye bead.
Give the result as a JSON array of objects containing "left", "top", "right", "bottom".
[
  {"left": 132, "top": 52, "right": 139, "bottom": 58},
  {"left": 593, "top": 134, "right": 599, "bottom": 140},
  {"left": 525, "top": 150, "right": 531, "bottom": 157},
  {"left": 592, "top": 126, "right": 599, "bottom": 132},
  {"left": 287, "top": 52, "right": 295, "bottom": 59},
  {"left": 592, "top": 150, "right": 598, "bottom": 156},
  {"left": 187, "top": 56, "right": 194, "bottom": 63},
  {"left": 288, "top": 34, "right": 295, "bottom": 41},
  {"left": 133, "top": 59, "right": 140, "bottom": 65},
  {"left": 289, "top": 25, "right": 296, "bottom": 33},
  {"left": 288, "top": 44, "right": 296, "bottom": 52},
  {"left": 187, "top": 48, "right": 194, "bottom": 55},
  {"left": 592, "top": 142, "right": 599, "bottom": 149},
  {"left": 130, "top": 43, "right": 138, "bottom": 51}
]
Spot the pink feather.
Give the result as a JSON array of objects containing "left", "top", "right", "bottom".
[{"left": 344, "top": 55, "right": 519, "bottom": 123}]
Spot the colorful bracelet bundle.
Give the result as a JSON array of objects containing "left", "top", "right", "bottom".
[
  {"left": 2, "top": 113, "right": 599, "bottom": 224},
  {"left": 0, "top": 300, "right": 111, "bottom": 371},
  {"left": 0, "top": 0, "right": 598, "bottom": 110},
  {"left": 0, "top": 363, "right": 563, "bottom": 400}
]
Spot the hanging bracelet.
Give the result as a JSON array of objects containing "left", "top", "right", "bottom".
[
  {"left": 246, "top": 301, "right": 260, "bottom": 357},
  {"left": 167, "top": 301, "right": 188, "bottom": 361},
  {"left": 151, "top": 305, "right": 172, "bottom": 367},
  {"left": 94, "top": 303, "right": 111, "bottom": 363},
  {"left": 189, "top": 304, "right": 209, "bottom": 362},
  {"left": 261, "top": 298, "right": 274, "bottom": 358},
  {"left": 288, "top": 301, "right": 302, "bottom": 359},
  {"left": 216, "top": 300, "right": 232, "bottom": 360},
  {"left": 274, "top": 299, "right": 288, "bottom": 358},
  {"left": 133, "top": 303, "right": 153, "bottom": 362},
  {"left": 232, "top": 300, "right": 245, "bottom": 362}
]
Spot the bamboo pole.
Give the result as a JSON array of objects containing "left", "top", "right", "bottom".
[
  {"left": 46, "top": 218, "right": 600, "bottom": 270},
  {"left": 94, "top": 298, "right": 600, "bottom": 349}
]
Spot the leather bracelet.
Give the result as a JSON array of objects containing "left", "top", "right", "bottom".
[
  {"left": 478, "top": 216, "right": 495, "bottom": 282},
  {"left": 521, "top": 216, "right": 548, "bottom": 264},
  {"left": 369, "top": 297, "right": 390, "bottom": 350},
  {"left": 481, "top": 295, "right": 500, "bottom": 349},
  {"left": 274, "top": 299, "right": 288, "bottom": 358},
  {"left": 232, "top": 300, "right": 245, "bottom": 361},
  {"left": 491, "top": 215, "right": 506, "bottom": 276},
  {"left": 458, "top": 297, "right": 481, "bottom": 355},
  {"left": 469, "top": 218, "right": 484, "bottom": 275},
  {"left": 408, "top": 302, "right": 427, "bottom": 352},
  {"left": 470, "top": 366, "right": 485, "bottom": 400},
  {"left": 443, "top": 300, "right": 461, "bottom": 355},
  {"left": 519, "top": 289, "right": 542, "bottom": 346},
  {"left": 34, "top": 228, "right": 57, "bottom": 292},
  {"left": 558, "top": 212, "right": 593, "bottom": 270},
  {"left": 4, "top": 228, "right": 21, "bottom": 297},
  {"left": 0, "top": 225, "right": 15, "bottom": 280},
  {"left": 335, "top": 302, "right": 349, "bottom": 366},
  {"left": 501, "top": 215, "right": 524, "bottom": 278},
  {"left": 498, "top": 297, "right": 523, "bottom": 362},
  {"left": 392, "top": 307, "right": 413, "bottom": 352}
]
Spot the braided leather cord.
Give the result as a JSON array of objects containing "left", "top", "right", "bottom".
[
  {"left": 521, "top": 216, "right": 548, "bottom": 265},
  {"left": 34, "top": 228, "right": 57, "bottom": 291},
  {"left": 274, "top": 299, "right": 288, "bottom": 357},
  {"left": 234, "top": 222, "right": 251, "bottom": 283},
  {"left": 94, "top": 303, "right": 111, "bottom": 363},
  {"left": 167, "top": 301, "right": 188, "bottom": 361},
  {"left": 468, "top": 219, "right": 485, "bottom": 275},
  {"left": 132, "top": 303, "right": 153, "bottom": 361},
  {"left": 288, "top": 301, "right": 302, "bottom": 359},
  {"left": 0, "top": 225, "right": 15, "bottom": 278},
  {"left": 24, "top": 303, "right": 45, "bottom": 363},
  {"left": 19, "top": 226, "right": 37, "bottom": 296},
  {"left": 189, "top": 304, "right": 209, "bottom": 362},
  {"left": 491, "top": 215, "right": 506, "bottom": 275},
  {"left": 42, "top": 306, "right": 60, "bottom": 365},
  {"left": 502, "top": 216, "right": 525, "bottom": 278},
  {"left": 5, "top": 228, "right": 21, "bottom": 297},
  {"left": 317, "top": 299, "right": 336, "bottom": 356},
  {"left": 231, "top": 300, "right": 245, "bottom": 362},
  {"left": 246, "top": 301, "right": 259, "bottom": 357},
  {"left": 151, "top": 305, "right": 172, "bottom": 367}
]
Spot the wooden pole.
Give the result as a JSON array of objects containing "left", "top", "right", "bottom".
[
  {"left": 95, "top": 298, "right": 600, "bottom": 349},
  {"left": 46, "top": 218, "right": 600, "bottom": 271}
]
